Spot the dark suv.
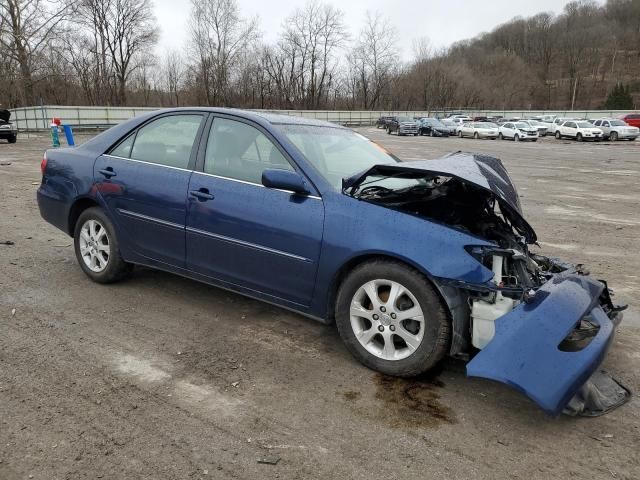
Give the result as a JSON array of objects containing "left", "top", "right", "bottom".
[
  {"left": 376, "top": 116, "right": 393, "bottom": 129},
  {"left": 0, "top": 109, "right": 18, "bottom": 143},
  {"left": 386, "top": 116, "right": 418, "bottom": 136}
]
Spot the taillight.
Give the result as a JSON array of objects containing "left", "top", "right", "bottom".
[{"left": 41, "top": 152, "right": 47, "bottom": 175}]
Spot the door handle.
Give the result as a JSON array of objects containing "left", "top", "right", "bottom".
[
  {"left": 99, "top": 167, "right": 116, "bottom": 178},
  {"left": 190, "top": 189, "right": 215, "bottom": 201}
]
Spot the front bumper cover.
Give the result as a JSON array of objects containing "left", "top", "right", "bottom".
[{"left": 467, "top": 273, "right": 629, "bottom": 416}]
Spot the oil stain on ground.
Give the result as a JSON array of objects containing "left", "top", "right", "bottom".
[{"left": 370, "top": 370, "right": 456, "bottom": 428}]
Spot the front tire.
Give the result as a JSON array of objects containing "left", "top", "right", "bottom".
[
  {"left": 555, "top": 131, "right": 561, "bottom": 139},
  {"left": 473, "top": 132, "right": 479, "bottom": 139},
  {"left": 514, "top": 134, "right": 520, "bottom": 142},
  {"left": 73, "top": 207, "right": 132, "bottom": 283},
  {"left": 576, "top": 133, "right": 583, "bottom": 142},
  {"left": 335, "top": 260, "right": 450, "bottom": 377},
  {"left": 458, "top": 130, "right": 463, "bottom": 138},
  {"left": 8, "top": 134, "right": 17, "bottom": 144},
  {"left": 610, "top": 131, "right": 618, "bottom": 141}
]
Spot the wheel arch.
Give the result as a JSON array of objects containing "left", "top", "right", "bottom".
[{"left": 68, "top": 197, "right": 101, "bottom": 235}]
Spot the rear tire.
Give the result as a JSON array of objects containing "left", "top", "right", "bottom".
[
  {"left": 8, "top": 134, "right": 17, "bottom": 144},
  {"left": 473, "top": 132, "right": 479, "bottom": 139},
  {"left": 555, "top": 131, "right": 561, "bottom": 139},
  {"left": 458, "top": 130, "right": 463, "bottom": 138},
  {"left": 73, "top": 207, "right": 132, "bottom": 284},
  {"left": 498, "top": 133, "right": 504, "bottom": 140},
  {"left": 576, "top": 133, "right": 583, "bottom": 142},
  {"left": 514, "top": 134, "right": 520, "bottom": 142},
  {"left": 610, "top": 131, "right": 618, "bottom": 141},
  {"left": 335, "top": 260, "right": 450, "bottom": 377}
]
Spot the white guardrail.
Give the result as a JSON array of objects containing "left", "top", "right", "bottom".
[{"left": 8, "top": 105, "right": 638, "bottom": 131}]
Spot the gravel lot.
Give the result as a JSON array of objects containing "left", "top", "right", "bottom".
[{"left": 1, "top": 130, "right": 639, "bottom": 480}]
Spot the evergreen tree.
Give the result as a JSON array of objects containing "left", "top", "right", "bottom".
[{"left": 604, "top": 83, "right": 634, "bottom": 109}]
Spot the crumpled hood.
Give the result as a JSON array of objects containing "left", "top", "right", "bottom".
[{"left": 343, "top": 151, "right": 537, "bottom": 243}]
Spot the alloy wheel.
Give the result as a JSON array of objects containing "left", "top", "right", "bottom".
[
  {"left": 349, "top": 279, "right": 425, "bottom": 361},
  {"left": 79, "top": 219, "right": 110, "bottom": 272}
]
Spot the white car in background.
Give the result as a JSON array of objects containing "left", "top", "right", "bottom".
[
  {"left": 498, "top": 121, "right": 539, "bottom": 142},
  {"left": 555, "top": 120, "right": 603, "bottom": 141},
  {"left": 591, "top": 118, "right": 639, "bottom": 141},
  {"left": 459, "top": 122, "right": 499, "bottom": 139},
  {"left": 548, "top": 117, "right": 576, "bottom": 136}
]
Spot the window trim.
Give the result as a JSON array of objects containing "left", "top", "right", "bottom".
[
  {"left": 105, "top": 112, "right": 208, "bottom": 171},
  {"left": 196, "top": 112, "right": 321, "bottom": 197}
]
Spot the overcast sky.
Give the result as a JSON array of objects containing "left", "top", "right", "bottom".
[{"left": 154, "top": 0, "right": 603, "bottom": 60}]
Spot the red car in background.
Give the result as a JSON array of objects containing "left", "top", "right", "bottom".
[{"left": 621, "top": 113, "right": 640, "bottom": 128}]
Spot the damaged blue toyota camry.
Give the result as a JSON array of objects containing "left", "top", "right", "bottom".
[{"left": 37, "top": 108, "right": 629, "bottom": 416}]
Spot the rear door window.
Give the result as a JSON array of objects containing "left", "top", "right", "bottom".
[
  {"left": 129, "top": 115, "right": 203, "bottom": 169},
  {"left": 204, "top": 117, "right": 294, "bottom": 184}
]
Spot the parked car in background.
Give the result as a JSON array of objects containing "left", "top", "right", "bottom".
[
  {"left": 555, "top": 120, "right": 603, "bottom": 141},
  {"left": 387, "top": 116, "right": 419, "bottom": 136},
  {"left": 0, "top": 109, "right": 18, "bottom": 144},
  {"left": 459, "top": 122, "right": 499, "bottom": 139},
  {"left": 498, "top": 122, "right": 538, "bottom": 142},
  {"left": 539, "top": 114, "right": 557, "bottom": 124},
  {"left": 36, "top": 107, "right": 628, "bottom": 416},
  {"left": 520, "top": 120, "right": 548, "bottom": 136},
  {"left": 417, "top": 118, "right": 450, "bottom": 137},
  {"left": 548, "top": 117, "right": 576, "bottom": 136},
  {"left": 376, "top": 116, "right": 394, "bottom": 129},
  {"left": 620, "top": 113, "right": 640, "bottom": 129},
  {"left": 592, "top": 119, "right": 639, "bottom": 141},
  {"left": 446, "top": 117, "right": 467, "bottom": 134},
  {"left": 440, "top": 118, "right": 460, "bottom": 136}
]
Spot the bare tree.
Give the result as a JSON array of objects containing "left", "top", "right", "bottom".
[
  {"left": 0, "top": 0, "right": 69, "bottom": 105},
  {"left": 189, "top": 0, "right": 259, "bottom": 106},
  {"left": 164, "top": 50, "right": 185, "bottom": 106},
  {"left": 280, "top": 0, "right": 348, "bottom": 108},
  {"left": 349, "top": 11, "right": 397, "bottom": 109}
]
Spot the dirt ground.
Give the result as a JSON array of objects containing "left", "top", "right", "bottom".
[{"left": 1, "top": 129, "right": 639, "bottom": 480}]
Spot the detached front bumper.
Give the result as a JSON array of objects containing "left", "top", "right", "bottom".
[{"left": 467, "top": 273, "right": 626, "bottom": 416}]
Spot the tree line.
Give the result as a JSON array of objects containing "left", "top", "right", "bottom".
[{"left": 1, "top": 0, "right": 638, "bottom": 111}]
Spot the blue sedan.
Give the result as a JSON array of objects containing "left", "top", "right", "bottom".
[{"left": 37, "top": 108, "right": 628, "bottom": 416}]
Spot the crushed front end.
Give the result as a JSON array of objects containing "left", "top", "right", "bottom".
[{"left": 344, "top": 152, "right": 630, "bottom": 416}]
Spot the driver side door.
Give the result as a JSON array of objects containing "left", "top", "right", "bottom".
[{"left": 185, "top": 115, "right": 325, "bottom": 307}]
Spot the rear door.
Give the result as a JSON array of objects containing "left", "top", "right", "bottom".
[
  {"left": 95, "top": 113, "right": 206, "bottom": 267},
  {"left": 185, "top": 115, "right": 324, "bottom": 306}
]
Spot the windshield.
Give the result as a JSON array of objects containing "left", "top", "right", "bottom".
[
  {"left": 514, "top": 122, "right": 528, "bottom": 128},
  {"left": 281, "top": 125, "right": 400, "bottom": 190},
  {"left": 476, "top": 122, "right": 497, "bottom": 128},
  {"left": 426, "top": 119, "right": 445, "bottom": 127},
  {"left": 610, "top": 120, "right": 626, "bottom": 126},
  {"left": 576, "top": 122, "right": 593, "bottom": 128},
  {"left": 398, "top": 116, "right": 413, "bottom": 122},
  {"left": 527, "top": 120, "right": 542, "bottom": 126}
]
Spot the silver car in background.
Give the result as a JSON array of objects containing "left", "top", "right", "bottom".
[
  {"left": 591, "top": 119, "right": 639, "bottom": 141},
  {"left": 459, "top": 122, "right": 499, "bottom": 139},
  {"left": 521, "top": 120, "right": 548, "bottom": 136}
]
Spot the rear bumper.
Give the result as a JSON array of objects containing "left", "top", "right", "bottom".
[
  {"left": 37, "top": 186, "right": 70, "bottom": 234},
  {"left": 467, "top": 273, "right": 620, "bottom": 416}
]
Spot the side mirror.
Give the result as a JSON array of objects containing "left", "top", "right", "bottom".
[{"left": 261, "top": 169, "right": 310, "bottom": 195}]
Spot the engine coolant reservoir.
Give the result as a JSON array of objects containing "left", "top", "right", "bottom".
[
  {"left": 471, "top": 294, "right": 516, "bottom": 349},
  {"left": 471, "top": 254, "right": 517, "bottom": 349}
]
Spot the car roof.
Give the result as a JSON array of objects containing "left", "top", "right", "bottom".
[{"left": 154, "top": 107, "right": 346, "bottom": 129}]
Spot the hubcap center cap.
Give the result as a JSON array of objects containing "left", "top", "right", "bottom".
[{"left": 379, "top": 312, "right": 392, "bottom": 326}]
